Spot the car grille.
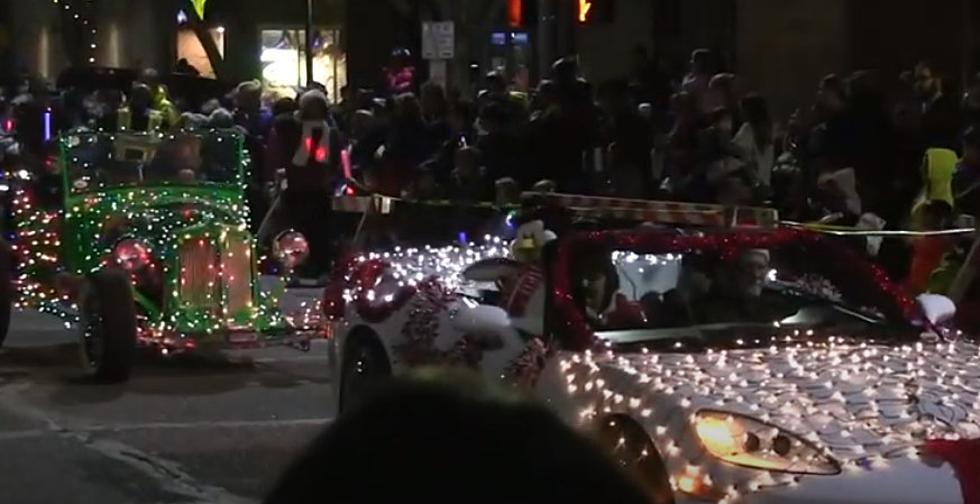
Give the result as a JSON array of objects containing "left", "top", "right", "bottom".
[
  {"left": 176, "top": 229, "right": 256, "bottom": 329},
  {"left": 178, "top": 238, "right": 218, "bottom": 309},
  {"left": 221, "top": 237, "right": 253, "bottom": 323}
]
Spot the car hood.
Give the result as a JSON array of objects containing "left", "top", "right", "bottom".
[
  {"left": 587, "top": 338, "right": 980, "bottom": 462},
  {"left": 68, "top": 189, "right": 248, "bottom": 271}
]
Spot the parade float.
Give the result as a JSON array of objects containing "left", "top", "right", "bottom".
[{"left": 0, "top": 130, "right": 315, "bottom": 381}]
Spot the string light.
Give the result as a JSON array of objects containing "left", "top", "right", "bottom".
[
  {"left": 51, "top": 0, "right": 98, "bottom": 65},
  {"left": 325, "top": 227, "right": 973, "bottom": 502},
  {"left": 10, "top": 130, "right": 316, "bottom": 354}
]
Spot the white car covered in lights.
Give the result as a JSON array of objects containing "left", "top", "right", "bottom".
[{"left": 324, "top": 227, "right": 979, "bottom": 504}]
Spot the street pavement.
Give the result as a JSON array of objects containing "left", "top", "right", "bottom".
[{"left": 0, "top": 287, "right": 334, "bottom": 504}]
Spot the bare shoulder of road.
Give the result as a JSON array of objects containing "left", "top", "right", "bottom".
[{"left": 0, "top": 305, "right": 335, "bottom": 504}]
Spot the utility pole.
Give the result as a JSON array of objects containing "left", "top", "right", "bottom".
[{"left": 305, "top": 0, "right": 315, "bottom": 87}]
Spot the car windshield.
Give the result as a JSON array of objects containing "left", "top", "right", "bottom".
[
  {"left": 574, "top": 244, "right": 902, "bottom": 348},
  {"left": 63, "top": 131, "right": 243, "bottom": 193}
]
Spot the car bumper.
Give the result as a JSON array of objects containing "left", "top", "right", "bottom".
[{"left": 676, "top": 458, "right": 963, "bottom": 504}]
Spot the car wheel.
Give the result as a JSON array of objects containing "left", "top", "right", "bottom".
[
  {"left": 79, "top": 270, "right": 137, "bottom": 383},
  {"left": 0, "top": 240, "right": 13, "bottom": 348},
  {"left": 598, "top": 416, "right": 675, "bottom": 504},
  {"left": 338, "top": 335, "right": 390, "bottom": 414}
]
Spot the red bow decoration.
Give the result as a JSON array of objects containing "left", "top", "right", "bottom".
[{"left": 924, "top": 439, "right": 980, "bottom": 504}]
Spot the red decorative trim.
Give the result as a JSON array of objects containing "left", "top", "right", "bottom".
[
  {"left": 924, "top": 439, "right": 980, "bottom": 504},
  {"left": 322, "top": 254, "right": 425, "bottom": 324}
]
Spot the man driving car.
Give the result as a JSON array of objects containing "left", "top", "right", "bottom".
[{"left": 696, "top": 248, "right": 793, "bottom": 324}]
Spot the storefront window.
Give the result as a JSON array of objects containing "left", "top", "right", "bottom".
[
  {"left": 260, "top": 28, "right": 347, "bottom": 99},
  {"left": 176, "top": 27, "right": 225, "bottom": 78}
]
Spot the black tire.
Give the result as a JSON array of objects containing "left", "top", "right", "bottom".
[
  {"left": 598, "top": 416, "right": 675, "bottom": 504},
  {"left": 337, "top": 334, "right": 390, "bottom": 414},
  {"left": 79, "top": 270, "right": 137, "bottom": 383},
  {"left": 0, "top": 240, "right": 13, "bottom": 348}
]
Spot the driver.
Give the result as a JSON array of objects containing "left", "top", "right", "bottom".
[{"left": 696, "top": 248, "right": 783, "bottom": 324}]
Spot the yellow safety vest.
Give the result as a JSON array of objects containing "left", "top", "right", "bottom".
[{"left": 117, "top": 107, "right": 164, "bottom": 132}]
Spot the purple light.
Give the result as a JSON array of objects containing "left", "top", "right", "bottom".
[
  {"left": 458, "top": 232, "right": 468, "bottom": 244},
  {"left": 43, "top": 109, "right": 52, "bottom": 142}
]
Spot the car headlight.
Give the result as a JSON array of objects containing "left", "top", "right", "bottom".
[
  {"left": 114, "top": 239, "right": 152, "bottom": 271},
  {"left": 694, "top": 410, "right": 840, "bottom": 475}
]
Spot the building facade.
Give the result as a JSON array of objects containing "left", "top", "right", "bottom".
[{"left": 551, "top": 0, "right": 976, "bottom": 119}]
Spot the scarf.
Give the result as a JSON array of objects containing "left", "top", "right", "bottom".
[{"left": 292, "top": 120, "right": 331, "bottom": 167}]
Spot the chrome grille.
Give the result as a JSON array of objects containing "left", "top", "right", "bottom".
[
  {"left": 178, "top": 238, "right": 217, "bottom": 309},
  {"left": 221, "top": 237, "right": 253, "bottom": 320}
]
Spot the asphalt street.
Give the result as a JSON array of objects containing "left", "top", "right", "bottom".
[{"left": 0, "top": 287, "right": 334, "bottom": 504}]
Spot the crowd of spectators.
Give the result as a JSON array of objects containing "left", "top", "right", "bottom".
[{"left": 4, "top": 47, "right": 980, "bottom": 287}]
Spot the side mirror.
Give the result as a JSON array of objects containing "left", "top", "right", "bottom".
[
  {"left": 917, "top": 294, "right": 957, "bottom": 326},
  {"left": 451, "top": 303, "right": 511, "bottom": 335}
]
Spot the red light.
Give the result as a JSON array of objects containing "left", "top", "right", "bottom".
[
  {"left": 507, "top": 0, "right": 523, "bottom": 27},
  {"left": 114, "top": 239, "right": 152, "bottom": 271},
  {"left": 315, "top": 146, "right": 328, "bottom": 163},
  {"left": 3, "top": 119, "right": 12, "bottom": 132}
]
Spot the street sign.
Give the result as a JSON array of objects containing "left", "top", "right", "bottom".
[
  {"left": 429, "top": 60, "right": 448, "bottom": 88},
  {"left": 422, "top": 21, "right": 455, "bottom": 60}
]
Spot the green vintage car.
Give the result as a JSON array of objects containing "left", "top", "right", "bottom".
[{"left": 1, "top": 129, "right": 312, "bottom": 382}]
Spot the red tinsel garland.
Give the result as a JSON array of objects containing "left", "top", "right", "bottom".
[
  {"left": 924, "top": 439, "right": 980, "bottom": 504},
  {"left": 550, "top": 228, "right": 916, "bottom": 352},
  {"left": 321, "top": 254, "right": 427, "bottom": 324}
]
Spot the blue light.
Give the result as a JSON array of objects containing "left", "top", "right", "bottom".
[
  {"left": 458, "top": 231, "right": 468, "bottom": 244},
  {"left": 43, "top": 109, "right": 52, "bottom": 142}
]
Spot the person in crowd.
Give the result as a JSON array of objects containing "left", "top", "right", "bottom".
[
  {"left": 329, "top": 84, "right": 355, "bottom": 134},
  {"left": 111, "top": 83, "right": 170, "bottom": 132},
  {"left": 597, "top": 80, "right": 653, "bottom": 197},
  {"left": 511, "top": 65, "right": 531, "bottom": 96},
  {"left": 700, "top": 107, "right": 746, "bottom": 198},
  {"left": 733, "top": 93, "right": 775, "bottom": 191},
  {"left": 915, "top": 60, "right": 962, "bottom": 151},
  {"left": 955, "top": 126, "right": 980, "bottom": 218},
  {"left": 905, "top": 200, "right": 954, "bottom": 294},
  {"left": 264, "top": 370, "right": 655, "bottom": 504},
  {"left": 137, "top": 68, "right": 180, "bottom": 128},
  {"left": 174, "top": 58, "right": 200, "bottom": 77},
  {"left": 706, "top": 73, "right": 740, "bottom": 128},
  {"left": 446, "top": 145, "right": 493, "bottom": 203},
  {"left": 420, "top": 81, "right": 452, "bottom": 157},
  {"left": 682, "top": 48, "right": 713, "bottom": 114},
  {"left": 384, "top": 48, "right": 416, "bottom": 95},
  {"left": 383, "top": 92, "right": 430, "bottom": 189},
  {"left": 663, "top": 91, "right": 703, "bottom": 198},
  {"left": 812, "top": 74, "right": 854, "bottom": 160},
  {"left": 232, "top": 80, "right": 273, "bottom": 138},
  {"left": 265, "top": 89, "right": 342, "bottom": 279}
]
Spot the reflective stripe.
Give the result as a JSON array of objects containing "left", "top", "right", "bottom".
[
  {"left": 117, "top": 107, "right": 131, "bottom": 131},
  {"left": 117, "top": 108, "right": 163, "bottom": 131}
]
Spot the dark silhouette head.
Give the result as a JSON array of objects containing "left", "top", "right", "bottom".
[{"left": 265, "top": 369, "right": 652, "bottom": 504}]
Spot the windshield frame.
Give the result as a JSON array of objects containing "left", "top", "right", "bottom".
[
  {"left": 545, "top": 229, "right": 916, "bottom": 353},
  {"left": 59, "top": 130, "right": 246, "bottom": 198}
]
